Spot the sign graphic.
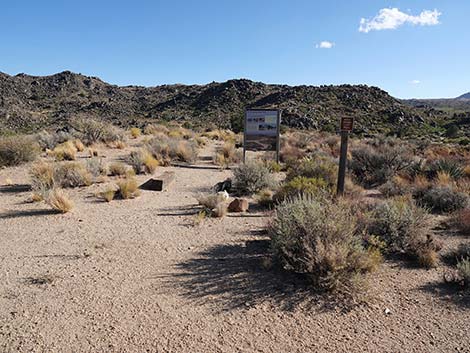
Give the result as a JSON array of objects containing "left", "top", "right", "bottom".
[{"left": 244, "top": 110, "right": 280, "bottom": 153}]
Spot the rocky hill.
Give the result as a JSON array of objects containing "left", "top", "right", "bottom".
[
  {"left": 0, "top": 71, "right": 448, "bottom": 137},
  {"left": 457, "top": 92, "right": 470, "bottom": 100}
]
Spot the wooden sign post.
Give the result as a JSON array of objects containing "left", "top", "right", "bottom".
[{"left": 336, "top": 117, "right": 354, "bottom": 196}]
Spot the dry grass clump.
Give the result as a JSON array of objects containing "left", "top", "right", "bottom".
[
  {"left": 413, "top": 186, "right": 468, "bottom": 214},
  {"left": 366, "top": 197, "right": 440, "bottom": 268},
  {"left": 98, "top": 185, "right": 117, "bottom": 202},
  {"left": 379, "top": 175, "right": 411, "bottom": 197},
  {"left": 51, "top": 141, "right": 77, "bottom": 161},
  {"left": 145, "top": 135, "right": 198, "bottom": 164},
  {"left": 116, "top": 177, "right": 141, "bottom": 199},
  {"left": 196, "top": 193, "right": 229, "bottom": 218},
  {"left": 130, "top": 127, "right": 142, "bottom": 139},
  {"left": 233, "top": 161, "right": 276, "bottom": 195},
  {"left": 202, "top": 129, "right": 236, "bottom": 142},
  {"left": 269, "top": 195, "right": 381, "bottom": 297},
  {"left": 54, "top": 162, "right": 92, "bottom": 188},
  {"left": 144, "top": 123, "right": 170, "bottom": 135},
  {"left": 108, "top": 162, "right": 130, "bottom": 176},
  {"left": 73, "top": 139, "right": 85, "bottom": 152},
  {"left": 30, "top": 161, "right": 56, "bottom": 194},
  {"left": 127, "top": 149, "right": 159, "bottom": 174},
  {"left": 47, "top": 189, "right": 74, "bottom": 213},
  {"left": 213, "top": 142, "right": 241, "bottom": 169},
  {"left": 168, "top": 127, "right": 194, "bottom": 140},
  {"left": 0, "top": 135, "right": 40, "bottom": 167},
  {"left": 255, "top": 188, "right": 275, "bottom": 208}
]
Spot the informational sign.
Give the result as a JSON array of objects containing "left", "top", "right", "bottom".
[
  {"left": 340, "top": 117, "right": 354, "bottom": 132},
  {"left": 243, "top": 109, "right": 281, "bottom": 159}
]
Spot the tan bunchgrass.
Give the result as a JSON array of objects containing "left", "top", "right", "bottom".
[
  {"left": 52, "top": 141, "right": 77, "bottom": 161},
  {"left": 74, "top": 139, "right": 85, "bottom": 152},
  {"left": 130, "top": 127, "right": 142, "bottom": 139},
  {"left": 116, "top": 178, "right": 140, "bottom": 199},
  {"left": 47, "top": 189, "right": 74, "bottom": 213},
  {"left": 108, "top": 162, "right": 129, "bottom": 176},
  {"left": 436, "top": 171, "right": 453, "bottom": 187}
]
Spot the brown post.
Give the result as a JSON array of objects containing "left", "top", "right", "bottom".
[
  {"left": 336, "top": 130, "right": 349, "bottom": 196},
  {"left": 337, "top": 117, "right": 354, "bottom": 196}
]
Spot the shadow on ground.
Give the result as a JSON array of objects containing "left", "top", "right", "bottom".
[
  {"left": 164, "top": 239, "right": 344, "bottom": 313},
  {"left": 419, "top": 281, "right": 470, "bottom": 308},
  {"left": 0, "top": 184, "right": 32, "bottom": 193},
  {"left": 0, "top": 209, "right": 60, "bottom": 219}
]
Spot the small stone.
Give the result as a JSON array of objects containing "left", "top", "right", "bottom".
[
  {"left": 384, "top": 308, "right": 391, "bottom": 315},
  {"left": 228, "top": 198, "right": 249, "bottom": 212}
]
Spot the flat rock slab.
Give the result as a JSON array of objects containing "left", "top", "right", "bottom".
[{"left": 139, "top": 171, "right": 175, "bottom": 191}]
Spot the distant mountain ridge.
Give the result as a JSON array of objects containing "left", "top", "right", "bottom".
[
  {"left": 0, "top": 70, "right": 454, "bottom": 137},
  {"left": 457, "top": 92, "right": 470, "bottom": 100}
]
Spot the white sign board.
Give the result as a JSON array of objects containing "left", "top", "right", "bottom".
[{"left": 243, "top": 109, "right": 281, "bottom": 161}]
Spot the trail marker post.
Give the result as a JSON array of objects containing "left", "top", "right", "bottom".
[{"left": 336, "top": 117, "right": 354, "bottom": 196}]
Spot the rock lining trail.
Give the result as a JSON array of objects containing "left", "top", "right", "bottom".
[{"left": 0, "top": 143, "right": 469, "bottom": 352}]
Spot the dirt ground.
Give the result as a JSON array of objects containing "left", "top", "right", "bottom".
[{"left": 0, "top": 142, "right": 469, "bottom": 353}]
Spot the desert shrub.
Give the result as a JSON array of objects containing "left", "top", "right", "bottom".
[
  {"left": 287, "top": 156, "right": 337, "bottom": 186},
  {"left": 450, "top": 209, "right": 470, "bottom": 234},
  {"left": 52, "top": 141, "right": 77, "bottom": 161},
  {"left": 0, "top": 135, "right": 40, "bottom": 167},
  {"left": 36, "top": 130, "right": 72, "bottom": 150},
  {"left": 86, "top": 158, "right": 108, "bottom": 177},
  {"left": 379, "top": 176, "right": 411, "bottom": 197},
  {"left": 116, "top": 178, "right": 140, "bottom": 199},
  {"left": 145, "top": 136, "right": 198, "bottom": 164},
  {"left": 168, "top": 139, "right": 198, "bottom": 163},
  {"left": 427, "top": 159, "right": 464, "bottom": 180},
  {"left": 350, "top": 144, "right": 413, "bottom": 188},
  {"left": 108, "top": 162, "right": 130, "bottom": 177},
  {"left": 127, "top": 149, "right": 158, "bottom": 174},
  {"left": 269, "top": 195, "right": 380, "bottom": 295},
  {"left": 98, "top": 186, "right": 117, "bottom": 202},
  {"left": 54, "top": 162, "right": 92, "bottom": 188},
  {"left": 130, "top": 127, "right": 142, "bottom": 139},
  {"left": 280, "top": 143, "right": 304, "bottom": 165},
  {"left": 73, "top": 139, "right": 85, "bottom": 152},
  {"left": 73, "top": 119, "right": 125, "bottom": 145},
  {"left": 47, "top": 189, "right": 74, "bottom": 213},
  {"left": 213, "top": 142, "right": 241, "bottom": 168},
  {"left": 233, "top": 161, "right": 276, "bottom": 195},
  {"left": 144, "top": 124, "right": 170, "bottom": 135},
  {"left": 414, "top": 186, "right": 468, "bottom": 214},
  {"left": 256, "top": 189, "right": 275, "bottom": 208},
  {"left": 367, "top": 197, "right": 439, "bottom": 267},
  {"left": 275, "top": 176, "right": 329, "bottom": 202},
  {"left": 30, "top": 162, "right": 56, "bottom": 194},
  {"left": 456, "top": 258, "right": 470, "bottom": 287}
]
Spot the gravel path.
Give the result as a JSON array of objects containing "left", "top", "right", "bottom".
[{"left": 0, "top": 144, "right": 469, "bottom": 352}]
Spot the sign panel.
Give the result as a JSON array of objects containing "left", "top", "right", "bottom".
[
  {"left": 340, "top": 117, "right": 354, "bottom": 132},
  {"left": 244, "top": 109, "right": 280, "bottom": 152}
]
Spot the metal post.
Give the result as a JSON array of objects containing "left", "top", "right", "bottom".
[
  {"left": 336, "top": 130, "right": 349, "bottom": 196},
  {"left": 276, "top": 110, "right": 281, "bottom": 164},
  {"left": 243, "top": 110, "right": 247, "bottom": 164}
]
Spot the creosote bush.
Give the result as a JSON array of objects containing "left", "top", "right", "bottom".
[
  {"left": 233, "top": 161, "right": 276, "bottom": 195},
  {"left": 0, "top": 135, "right": 40, "bottom": 167},
  {"left": 54, "top": 162, "right": 92, "bottom": 188},
  {"left": 286, "top": 156, "right": 337, "bottom": 186},
  {"left": 367, "top": 197, "right": 440, "bottom": 267},
  {"left": 269, "top": 195, "right": 380, "bottom": 296},
  {"left": 73, "top": 118, "right": 125, "bottom": 145}
]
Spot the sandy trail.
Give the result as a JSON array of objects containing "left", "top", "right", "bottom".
[{"left": 0, "top": 143, "right": 469, "bottom": 352}]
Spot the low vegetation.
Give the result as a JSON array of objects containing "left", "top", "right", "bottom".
[
  {"left": 0, "top": 135, "right": 39, "bottom": 167},
  {"left": 233, "top": 161, "right": 276, "bottom": 195},
  {"left": 269, "top": 195, "right": 381, "bottom": 297},
  {"left": 47, "top": 188, "right": 74, "bottom": 213}
]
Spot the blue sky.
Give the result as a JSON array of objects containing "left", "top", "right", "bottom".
[{"left": 1, "top": 1, "right": 468, "bottom": 98}]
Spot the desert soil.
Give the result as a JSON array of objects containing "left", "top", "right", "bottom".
[{"left": 0, "top": 142, "right": 469, "bottom": 353}]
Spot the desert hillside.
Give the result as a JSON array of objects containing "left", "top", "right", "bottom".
[{"left": 0, "top": 71, "right": 447, "bottom": 137}]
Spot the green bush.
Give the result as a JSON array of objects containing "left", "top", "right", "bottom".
[
  {"left": 414, "top": 186, "right": 468, "bottom": 214},
  {"left": 275, "top": 176, "right": 329, "bottom": 202},
  {"left": 286, "top": 156, "right": 337, "bottom": 186},
  {"left": 233, "top": 161, "right": 276, "bottom": 195},
  {"left": 367, "top": 197, "right": 439, "bottom": 267},
  {"left": 72, "top": 119, "right": 124, "bottom": 145},
  {"left": 269, "top": 195, "right": 380, "bottom": 296},
  {"left": 0, "top": 135, "right": 39, "bottom": 167}
]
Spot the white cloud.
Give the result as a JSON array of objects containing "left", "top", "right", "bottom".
[
  {"left": 410, "top": 79, "right": 421, "bottom": 85},
  {"left": 316, "top": 41, "right": 334, "bottom": 49},
  {"left": 359, "top": 8, "right": 441, "bottom": 33}
]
